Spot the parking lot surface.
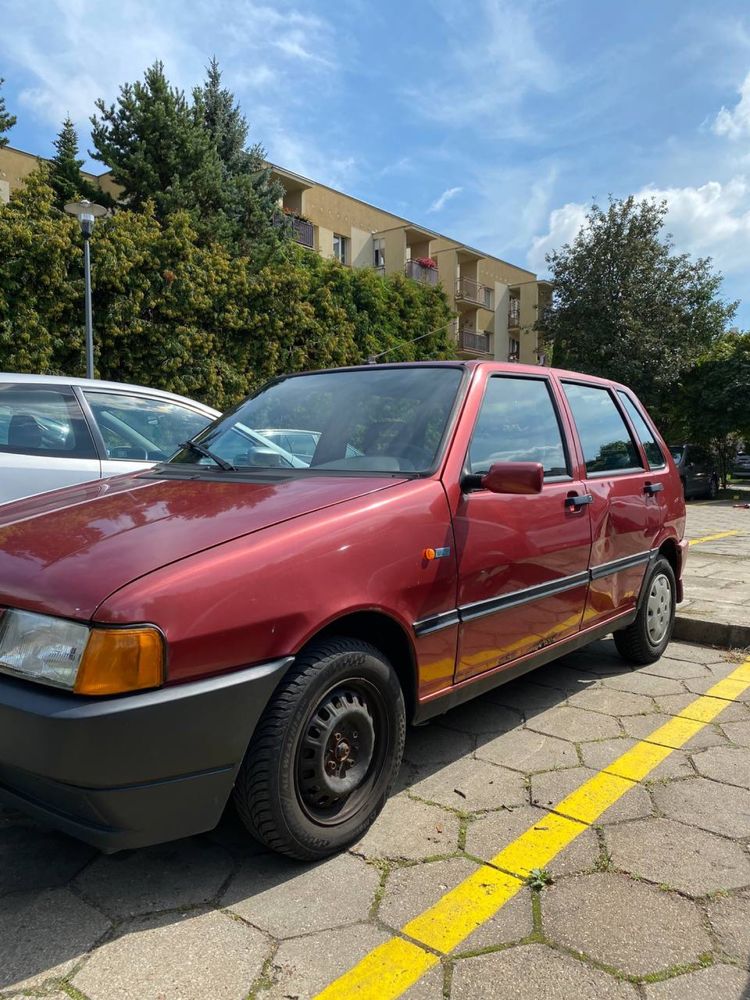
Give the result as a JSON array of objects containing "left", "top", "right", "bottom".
[{"left": 1, "top": 501, "right": 750, "bottom": 1000}]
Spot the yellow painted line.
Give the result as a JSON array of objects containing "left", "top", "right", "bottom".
[
  {"left": 689, "top": 530, "right": 740, "bottom": 546},
  {"left": 314, "top": 654, "right": 750, "bottom": 1000}
]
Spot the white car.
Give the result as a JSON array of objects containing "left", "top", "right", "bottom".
[{"left": 0, "top": 374, "right": 220, "bottom": 505}]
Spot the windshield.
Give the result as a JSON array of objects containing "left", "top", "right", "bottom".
[{"left": 169, "top": 367, "right": 464, "bottom": 474}]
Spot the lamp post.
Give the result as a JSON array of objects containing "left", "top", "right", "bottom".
[{"left": 64, "top": 199, "right": 107, "bottom": 379}]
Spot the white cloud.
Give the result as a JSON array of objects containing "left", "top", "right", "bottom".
[
  {"left": 405, "top": 0, "right": 558, "bottom": 137},
  {"left": 428, "top": 186, "right": 462, "bottom": 213},
  {"left": 713, "top": 70, "right": 750, "bottom": 138},
  {"left": 528, "top": 177, "right": 750, "bottom": 278}
]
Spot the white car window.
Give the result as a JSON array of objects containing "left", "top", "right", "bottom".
[
  {"left": 84, "top": 391, "right": 213, "bottom": 462},
  {"left": 0, "top": 385, "right": 96, "bottom": 459}
]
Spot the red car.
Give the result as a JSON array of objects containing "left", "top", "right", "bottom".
[{"left": 0, "top": 362, "right": 686, "bottom": 859}]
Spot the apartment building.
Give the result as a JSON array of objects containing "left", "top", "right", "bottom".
[{"left": 0, "top": 145, "right": 551, "bottom": 363}]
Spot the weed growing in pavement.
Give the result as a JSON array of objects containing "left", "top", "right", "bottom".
[{"left": 526, "top": 867, "right": 554, "bottom": 890}]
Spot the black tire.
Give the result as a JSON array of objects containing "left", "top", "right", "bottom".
[
  {"left": 233, "top": 637, "right": 406, "bottom": 860},
  {"left": 613, "top": 557, "right": 676, "bottom": 665},
  {"left": 681, "top": 478, "right": 689, "bottom": 501}
]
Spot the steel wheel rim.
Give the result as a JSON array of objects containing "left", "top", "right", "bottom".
[
  {"left": 295, "top": 679, "right": 388, "bottom": 826},
  {"left": 646, "top": 573, "right": 671, "bottom": 643}
]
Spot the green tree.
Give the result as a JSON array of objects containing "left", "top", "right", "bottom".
[
  {"left": 49, "top": 116, "right": 101, "bottom": 209},
  {"left": 0, "top": 77, "right": 16, "bottom": 147},
  {"left": 544, "top": 197, "right": 736, "bottom": 421},
  {"left": 668, "top": 332, "right": 750, "bottom": 485}
]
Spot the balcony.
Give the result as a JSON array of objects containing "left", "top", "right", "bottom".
[
  {"left": 405, "top": 259, "right": 439, "bottom": 286},
  {"left": 460, "top": 328, "right": 493, "bottom": 356},
  {"left": 508, "top": 299, "right": 521, "bottom": 327},
  {"left": 273, "top": 212, "right": 315, "bottom": 249},
  {"left": 455, "top": 276, "right": 494, "bottom": 309}
]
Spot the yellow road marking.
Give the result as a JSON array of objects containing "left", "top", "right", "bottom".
[
  {"left": 314, "top": 653, "right": 750, "bottom": 1000},
  {"left": 689, "top": 530, "right": 741, "bottom": 546}
]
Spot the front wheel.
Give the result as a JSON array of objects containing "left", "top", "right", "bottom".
[
  {"left": 233, "top": 637, "right": 405, "bottom": 860},
  {"left": 613, "top": 557, "right": 676, "bottom": 664}
]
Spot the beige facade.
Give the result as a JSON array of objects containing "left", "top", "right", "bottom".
[
  {"left": 270, "top": 165, "right": 551, "bottom": 364},
  {"left": 0, "top": 145, "right": 551, "bottom": 363}
]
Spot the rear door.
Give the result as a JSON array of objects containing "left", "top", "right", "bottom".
[
  {"left": 560, "top": 380, "right": 657, "bottom": 629},
  {"left": 0, "top": 383, "right": 100, "bottom": 505},
  {"left": 453, "top": 373, "right": 593, "bottom": 681}
]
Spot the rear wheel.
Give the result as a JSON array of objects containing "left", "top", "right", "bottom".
[
  {"left": 613, "top": 557, "right": 676, "bottom": 664},
  {"left": 233, "top": 637, "right": 405, "bottom": 860}
]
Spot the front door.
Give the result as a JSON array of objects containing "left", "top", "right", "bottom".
[{"left": 453, "top": 374, "right": 593, "bottom": 682}]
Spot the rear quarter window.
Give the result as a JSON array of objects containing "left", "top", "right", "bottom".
[{"left": 616, "top": 392, "right": 666, "bottom": 470}]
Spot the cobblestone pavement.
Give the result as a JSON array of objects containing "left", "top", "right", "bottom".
[
  {"left": 3, "top": 639, "right": 750, "bottom": 999},
  {"left": 680, "top": 497, "right": 750, "bottom": 638}
]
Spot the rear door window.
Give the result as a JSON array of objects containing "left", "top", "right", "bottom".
[
  {"left": 562, "top": 382, "right": 642, "bottom": 476},
  {"left": 468, "top": 376, "right": 570, "bottom": 479},
  {"left": 616, "top": 392, "right": 666, "bottom": 470},
  {"left": 0, "top": 384, "right": 96, "bottom": 459}
]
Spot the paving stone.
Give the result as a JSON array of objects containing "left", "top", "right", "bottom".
[
  {"left": 692, "top": 746, "right": 750, "bottom": 789},
  {"left": 643, "top": 965, "right": 750, "bottom": 999},
  {"left": 621, "top": 712, "right": 727, "bottom": 749},
  {"left": 684, "top": 675, "right": 750, "bottom": 701},
  {"left": 607, "top": 817, "right": 750, "bottom": 896},
  {"left": 579, "top": 738, "right": 693, "bottom": 780},
  {"left": 223, "top": 851, "right": 377, "bottom": 937},
  {"left": 451, "top": 942, "right": 637, "bottom": 999},
  {"left": 353, "top": 795, "right": 459, "bottom": 860},
  {"left": 474, "top": 726, "right": 579, "bottom": 773},
  {"left": 542, "top": 872, "right": 712, "bottom": 976},
  {"left": 653, "top": 776, "right": 750, "bottom": 838},
  {"left": 465, "top": 805, "right": 599, "bottom": 876},
  {"left": 601, "top": 671, "right": 686, "bottom": 696},
  {"left": 409, "top": 756, "right": 527, "bottom": 813},
  {"left": 265, "top": 923, "right": 442, "bottom": 999},
  {"left": 720, "top": 719, "right": 750, "bottom": 748},
  {"left": 706, "top": 890, "right": 750, "bottom": 962},
  {"left": 486, "top": 679, "right": 567, "bottom": 717},
  {"left": 439, "top": 698, "right": 521, "bottom": 736},
  {"left": 530, "top": 767, "right": 652, "bottom": 824},
  {"left": 0, "top": 825, "right": 94, "bottom": 894},
  {"left": 534, "top": 664, "right": 599, "bottom": 695},
  {"left": 566, "top": 687, "right": 656, "bottom": 717},
  {"left": 641, "top": 658, "right": 714, "bottom": 680},
  {"left": 74, "top": 838, "right": 233, "bottom": 918},
  {"left": 654, "top": 692, "right": 749, "bottom": 722},
  {"left": 663, "top": 642, "right": 730, "bottom": 665},
  {"left": 526, "top": 705, "right": 622, "bottom": 742},
  {"left": 0, "top": 888, "right": 111, "bottom": 991},
  {"left": 73, "top": 908, "right": 268, "bottom": 1000},
  {"left": 403, "top": 723, "right": 475, "bottom": 766},
  {"left": 378, "top": 857, "right": 532, "bottom": 951},
  {"left": 203, "top": 809, "right": 269, "bottom": 857}
]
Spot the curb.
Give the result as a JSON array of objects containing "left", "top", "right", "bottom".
[{"left": 674, "top": 614, "right": 750, "bottom": 650}]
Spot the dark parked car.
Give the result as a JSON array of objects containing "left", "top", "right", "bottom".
[
  {"left": 731, "top": 451, "right": 750, "bottom": 479},
  {"left": 0, "top": 362, "right": 686, "bottom": 860},
  {"left": 668, "top": 444, "right": 719, "bottom": 500}
]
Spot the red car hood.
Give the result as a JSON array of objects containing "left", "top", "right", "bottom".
[{"left": 0, "top": 472, "right": 404, "bottom": 620}]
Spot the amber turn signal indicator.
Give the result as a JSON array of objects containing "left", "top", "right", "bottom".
[{"left": 74, "top": 627, "right": 165, "bottom": 696}]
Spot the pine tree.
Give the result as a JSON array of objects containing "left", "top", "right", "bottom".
[
  {"left": 49, "top": 116, "right": 100, "bottom": 208},
  {"left": 0, "top": 78, "right": 17, "bottom": 148}
]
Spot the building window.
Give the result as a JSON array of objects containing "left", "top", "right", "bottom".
[
  {"left": 333, "top": 233, "right": 349, "bottom": 264},
  {"left": 373, "top": 238, "right": 385, "bottom": 270},
  {"left": 508, "top": 337, "right": 520, "bottom": 362}
]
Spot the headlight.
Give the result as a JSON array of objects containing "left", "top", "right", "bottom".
[{"left": 0, "top": 608, "right": 164, "bottom": 695}]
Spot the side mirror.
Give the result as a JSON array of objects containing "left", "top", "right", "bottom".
[{"left": 463, "top": 462, "right": 544, "bottom": 495}]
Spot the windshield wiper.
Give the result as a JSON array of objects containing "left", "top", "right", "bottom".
[{"left": 179, "top": 440, "right": 236, "bottom": 471}]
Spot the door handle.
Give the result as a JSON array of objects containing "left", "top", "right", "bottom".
[
  {"left": 565, "top": 493, "right": 593, "bottom": 509},
  {"left": 644, "top": 482, "right": 664, "bottom": 495}
]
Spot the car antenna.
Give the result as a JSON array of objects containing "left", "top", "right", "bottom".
[{"left": 366, "top": 321, "right": 452, "bottom": 364}]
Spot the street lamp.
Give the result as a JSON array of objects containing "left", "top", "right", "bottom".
[{"left": 64, "top": 199, "right": 107, "bottom": 379}]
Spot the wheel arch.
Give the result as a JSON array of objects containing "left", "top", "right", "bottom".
[{"left": 298, "top": 610, "right": 418, "bottom": 720}]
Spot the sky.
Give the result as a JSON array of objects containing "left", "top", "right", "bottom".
[{"left": 3, "top": 0, "right": 750, "bottom": 324}]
